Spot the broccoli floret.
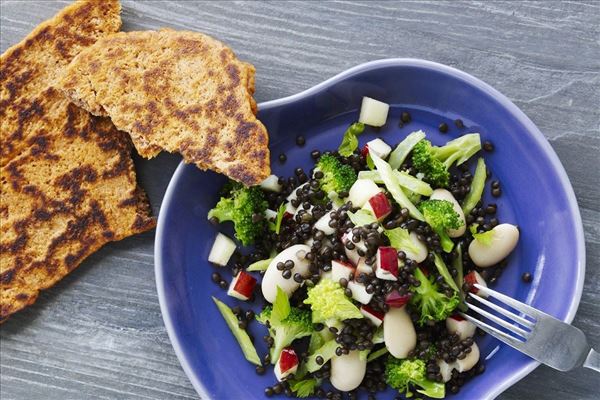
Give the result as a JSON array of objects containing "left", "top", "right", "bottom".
[
  {"left": 412, "top": 140, "right": 450, "bottom": 187},
  {"left": 418, "top": 199, "right": 463, "bottom": 253},
  {"left": 207, "top": 181, "right": 268, "bottom": 245},
  {"left": 385, "top": 357, "right": 445, "bottom": 399},
  {"left": 316, "top": 154, "right": 357, "bottom": 194},
  {"left": 256, "top": 305, "right": 313, "bottom": 363},
  {"left": 410, "top": 267, "right": 459, "bottom": 325},
  {"left": 304, "top": 278, "right": 363, "bottom": 326},
  {"left": 412, "top": 135, "right": 481, "bottom": 188}
]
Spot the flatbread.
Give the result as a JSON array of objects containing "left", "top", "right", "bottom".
[
  {"left": 0, "top": 0, "right": 155, "bottom": 322},
  {"left": 57, "top": 29, "right": 271, "bottom": 186}
]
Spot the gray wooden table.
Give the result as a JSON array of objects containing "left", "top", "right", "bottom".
[{"left": 1, "top": 1, "right": 598, "bottom": 399}]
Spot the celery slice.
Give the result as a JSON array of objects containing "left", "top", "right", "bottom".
[
  {"left": 212, "top": 297, "right": 261, "bottom": 365},
  {"left": 388, "top": 130, "right": 426, "bottom": 169},
  {"left": 462, "top": 158, "right": 486, "bottom": 215}
]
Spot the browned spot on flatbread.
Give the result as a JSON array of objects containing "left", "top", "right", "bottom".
[{"left": 56, "top": 29, "right": 270, "bottom": 186}]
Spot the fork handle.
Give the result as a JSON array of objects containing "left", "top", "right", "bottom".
[{"left": 583, "top": 348, "right": 600, "bottom": 372}]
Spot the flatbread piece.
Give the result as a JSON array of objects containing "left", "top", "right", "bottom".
[{"left": 58, "top": 29, "right": 271, "bottom": 186}]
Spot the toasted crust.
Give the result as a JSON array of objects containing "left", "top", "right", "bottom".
[
  {"left": 0, "top": 0, "right": 155, "bottom": 322},
  {"left": 57, "top": 29, "right": 271, "bottom": 186}
]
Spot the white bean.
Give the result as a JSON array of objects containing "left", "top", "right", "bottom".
[
  {"left": 261, "top": 244, "right": 311, "bottom": 303},
  {"left": 468, "top": 224, "right": 519, "bottom": 268},
  {"left": 430, "top": 189, "right": 466, "bottom": 237},
  {"left": 455, "top": 343, "right": 480, "bottom": 372},
  {"left": 330, "top": 350, "right": 367, "bottom": 392},
  {"left": 384, "top": 306, "right": 417, "bottom": 358}
]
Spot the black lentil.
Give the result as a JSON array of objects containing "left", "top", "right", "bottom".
[
  {"left": 211, "top": 272, "right": 221, "bottom": 284},
  {"left": 255, "top": 365, "right": 265, "bottom": 375},
  {"left": 296, "top": 135, "right": 306, "bottom": 146},
  {"left": 311, "top": 150, "right": 321, "bottom": 160},
  {"left": 279, "top": 153, "right": 287, "bottom": 163},
  {"left": 522, "top": 272, "right": 533, "bottom": 283},
  {"left": 438, "top": 122, "right": 449, "bottom": 133},
  {"left": 483, "top": 140, "right": 495, "bottom": 152},
  {"left": 401, "top": 111, "right": 411, "bottom": 123},
  {"left": 454, "top": 119, "right": 465, "bottom": 128},
  {"left": 218, "top": 280, "right": 228, "bottom": 289}
]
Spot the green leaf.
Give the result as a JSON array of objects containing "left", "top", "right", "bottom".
[
  {"left": 433, "top": 253, "right": 460, "bottom": 293},
  {"left": 289, "top": 378, "right": 319, "bottom": 398},
  {"left": 271, "top": 286, "right": 291, "bottom": 325},
  {"left": 247, "top": 257, "right": 272, "bottom": 272},
  {"left": 462, "top": 157, "right": 486, "bottom": 215},
  {"left": 347, "top": 209, "right": 377, "bottom": 227},
  {"left": 358, "top": 170, "right": 433, "bottom": 196},
  {"left": 367, "top": 346, "right": 389, "bottom": 362},
  {"left": 274, "top": 202, "right": 286, "bottom": 234},
  {"left": 388, "top": 130, "right": 427, "bottom": 169},
  {"left": 212, "top": 297, "right": 261, "bottom": 365},
  {"left": 473, "top": 229, "right": 495, "bottom": 246},
  {"left": 338, "top": 122, "right": 365, "bottom": 156}
]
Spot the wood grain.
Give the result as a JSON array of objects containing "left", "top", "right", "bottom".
[{"left": 1, "top": 1, "right": 598, "bottom": 399}]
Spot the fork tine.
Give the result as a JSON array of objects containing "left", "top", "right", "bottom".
[
  {"left": 465, "top": 301, "right": 531, "bottom": 339},
  {"left": 459, "top": 312, "right": 525, "bottom": 349},
  {"left": 474, "top": 284, "right": 544, "bottom": 319},
  {"left": 468, "top": 293, "right": 535, "bottom": 329}
]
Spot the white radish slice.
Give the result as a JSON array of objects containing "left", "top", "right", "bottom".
[
  {"left": 430, "top": 189, "right": 466, "bottom": 237},
  {"left": 260, "top": 175, "right": 282, "bottom": 192},
  {"left": 383, "top": 306, "right": 416, "bottom": 358},
  {"left": 208, "top": 233, "right": 236, "bottom": 266},
  {"left": 330, "top": 350, "right": 367, "bottom": 392},
  {"left": 455, "top": 343, "right": 480, "bottom": 372},
  {"left": 468, "top": 224, "right": 519, "bottom": 268},
  {"left": 348, "top": 179, "right": 382, "bottom": 209},
  {"left": 365, "top": 138, "right": 392, "bottom": 159},
  {"left": 358, "top": 97, "right": 389, "bottom": 127},
  {"left": 262, "top": 244, "right": 311, "bottom": 303}
]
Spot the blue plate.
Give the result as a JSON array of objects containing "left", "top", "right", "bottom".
[{"left": 155, "top": 59, "right": 585, "bottom": 399}]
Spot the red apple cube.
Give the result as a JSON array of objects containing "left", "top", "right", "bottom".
[
  {"left": 363, "top": 192, "right": 392, "bottom": 221},
  {"left": 356, "top": 258, "right": 373, "bottom": 276},
  {"left": 274, "top": 347, "right": 298, "bottom": 381},
  {"left": 347, "top": 281, "right": 373, "bottom": 304},
  {"left": 360, "top": 305, "right": 384, "bottom": 327},
  {"left": 375, "top": 246, "right": 398, "bottom": 281},
  {"left": 385, "top": 290, "right": 411, "bottom": 308},
  {"left": 446, "top": 315, "right": 476, "bottom": 340},
  {"left": 331, "top": 260, "right": 355, "bottom": 282},
  {"left": 464, "top": 271, "right": 488, "bottom": 298},
  {"left": 227, "top": 271, "right": 257, "bottom": 301},
  {"left": 361, "top": 144, "right": 370, "bottom": 158}
]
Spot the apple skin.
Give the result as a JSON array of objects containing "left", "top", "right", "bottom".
[
  {"left": 233, "top": 271, "right": 257, "bottom": 298},
  {"left": 377, "top": 246, "right": 399, "bottom": 278},
  {"left": 279, "top": 348, "right": 298, "bottom": 373},
  {"left": 367, "top": 192, "right": 392, "bottom": 220},
  {"left": 385, "top": 290, "right": 411, "bottom": 308}
]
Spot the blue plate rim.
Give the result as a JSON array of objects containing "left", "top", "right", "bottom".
[{"left": 154, "top": 58, "right": 586, "bottom": 400}]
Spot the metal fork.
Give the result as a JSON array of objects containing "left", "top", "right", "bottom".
[{"left": 459, "top": 284, "right": 599, "bottom": 373}]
